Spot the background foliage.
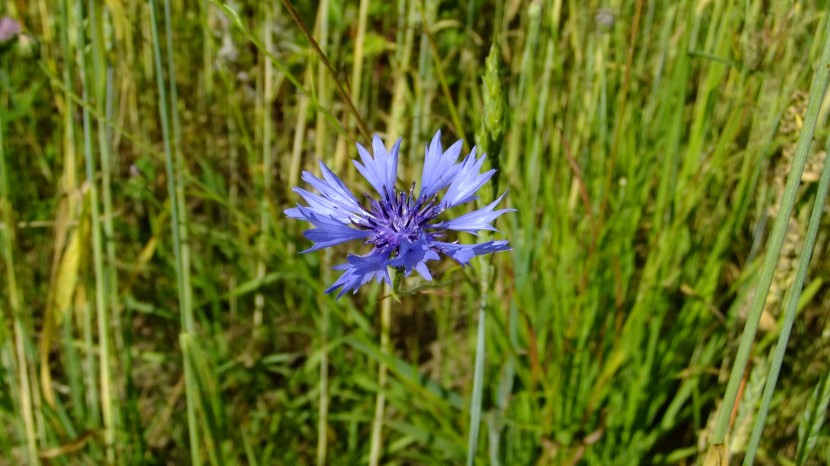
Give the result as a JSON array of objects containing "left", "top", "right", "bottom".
[{"left": 1, "top": 0, "right": 830, "bottom": 464}]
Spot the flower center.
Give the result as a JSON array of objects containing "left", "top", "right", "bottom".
[{"left": 358, "top": 185, "right": 443, "bottom": 249}]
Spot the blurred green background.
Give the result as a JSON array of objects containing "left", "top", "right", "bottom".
[{"left": 1, "top": 0, "right": 830, "bottom": 464}]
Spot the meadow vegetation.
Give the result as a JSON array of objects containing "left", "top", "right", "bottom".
[{"left": 1, "top": 0, "right": 830, "bottom": 464}]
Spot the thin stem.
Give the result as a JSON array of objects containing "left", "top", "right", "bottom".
[
  {"left": 55, "top": 0, "right": 83, "bottom": 427},
  {"left": 315, "top": 4, "right": 331, "bottom": 465},
  {"left": 317, "top": 296, "right": 329, "bottom": 466},
  {"left": 148, "top": 0, "right": 201, "bottom": 462},
  {"left": 254, "top": 0, "right": 275, "bottom": 337},
  {"left": 279, "top": 0, "right": 371, "bottom": 140},
  {"left": 79, "top": 2, "right": 116, "bottom": 460},
  {"left": 467, "top": 254, "right": 490, "bottom": 465},
  {"left": 708, "top": 18, "right": 830, "bottom": 447},
  {"left": 369, "top": 280, "right": 395, "bottom": 466},
  {"left": 89, "top": 0, "right": 121, "bottom": 358},
  {"left": 350, "top": 0, "right": 368, "bottom": 113},
  {"left": 163, "top": 0, "right": 194, "bottom": 334},
  {"left": 742, "top": 133, "right": 830, "bottom": 465},
  {"left": 332, "top": 0, "right": 367, "bottom": 172}
]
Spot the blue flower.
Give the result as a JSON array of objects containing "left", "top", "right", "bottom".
[{"left": 286, "top": 130, "right": 515, "bottom": 298}]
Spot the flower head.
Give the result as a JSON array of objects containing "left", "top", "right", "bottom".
[{"left": 286, "top": 130, "right": 515, "bottom": 298}]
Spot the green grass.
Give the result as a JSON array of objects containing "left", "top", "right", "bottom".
[{"left": 1, "top": 0, "right": 830, "bottom": 464}]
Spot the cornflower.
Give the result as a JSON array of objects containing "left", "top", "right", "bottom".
[{"left": 285, "top": 130, "right": 514, "bottom": 297}]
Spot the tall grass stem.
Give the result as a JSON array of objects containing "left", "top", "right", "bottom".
[
  {"left": 314, "top": 4, "right": 331, "bottom": 465},
  {"left": 742, "top": 131, "right": 830, "bottom": 465},
  {"left": 78, "top": 2, "right": 116, "bottom": 460},
  {"left": 369, "top": 282, "right": 393, "bottom": 466},
  {"left": 148, "top": 0, "right": 201, "bottom": 462},
  {"left": 467, "top": 260, "right": 489, "bottom": 466},
  {"left": 163, "top": 0, "right": 194, "bottom": 333},
  {"left": 708, "top": 17, "right": 830, "bottom": 449}
]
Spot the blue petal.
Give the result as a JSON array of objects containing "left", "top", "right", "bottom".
[
  {"left": 284, "top": 206, "right": 303, "bottom": 219},
  {"left": 420, "top": 130, "right": 463, "bottom": 198},
  {"left": 388, "top": 236, "right": 440, "bottom": 280},
  {"left": 432, "top": 192, "right": 515, "bottom": 234},
  {"left": 353, "top": 135, "right": 401, "bottom": 198},
  {"left": 440, "top": 147, "right": 496, "bottom": 209},
  {"left": 433, "top": 240, "right": 512, "bottom": 266},
  {"left": 326, "top": 247, "right": 393, "bottom": 298},
  {"left": 285, "top": 161, "right": 367, "bottom": 224},
  {"left": 288, "top": 187, "right": 356, "bottom": 224},
  {"left": 293, "top": 205, "right": 374, "bottom": 252}
]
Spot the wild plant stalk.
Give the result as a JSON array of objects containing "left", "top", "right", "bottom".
[
  {"left": 147, "top": 0, "right": 201, "bottom": 462},
  {"left": 89, "top": 0, "right": 122, "bottom": 362},
  {"left": 164, "top": 0, "right": 226, "bottom": 459},
  {"left": 0, "top": 58, "right": 39, "bottom": 466},
  {"left": 369, "top": 281, "right": 394, "bottom": 466},
  {"left": 316, "top": 286, "right": 330, "bottom": 466},
  {"left": 254, "top": 0, "right": 274, "bottom": 336},
  {"left": 350, "top": 0, "right": 367, "bottom": 120},
  {"left": 66, "top": 0, "right": 101, "bottom": 440},
  {"left": 466, "top": 260, "right": 488, "bottom": 466},
  {"left": 288, "top": 68, "right": 311, "bottom": 194},
  {"left": 332, "top": 0, "right": 367, "bottom": 171},
  {"left": 471, "top": 42, "right": 505, "bottom": 466},
  {"left": 90, "top": 6, "right": 125, "bottom": 457},
  {"left": 313, "top": 2, "right": 331, "bottom": 464},
  {"left": 57, "top": 0, "right": 85, "bottom": 430},
  {"left": 224, "top": 54, "right": 240, "bottom": 318},
  {"left": 334, "top": 0, "right": 369, "bottom": 170},
  {"left": 78, "top": 2, "right": 116, "bottom": 460},
  {"left": 162, "top": 0, "right": 194, "bottom": 333},
  {"left": 741, "top": 126, "right": 830, "bottom": 465},
  {"left": 706, "top": 16, "right": 830, "bottom": 455},
  {"left": 279, "top": 0, "right": 370, "bottom": 141},
  {"left": 201, "top": 0, "right": 214, "bottom": 100}
]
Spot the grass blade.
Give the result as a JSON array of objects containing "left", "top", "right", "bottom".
[
  {"left": 147, "top": 0, "right": 201, "bottom": 462},
  {"left": 707, "top": 15, "right": 830, "bottom": 451},
  {"left": 743, "top": 118, "right": 830, "bottom": 464}
]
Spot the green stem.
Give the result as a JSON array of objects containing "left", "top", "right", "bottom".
[
  {"left": 317, "top": 295, "right": 329, "bottom": 466},
  {"left": 708, "top": 17, "right": 830, "bottom": 447},
  {"left": 255, "top": 0, "right": 275, "bottom": 337},
  {"left": 315, "top": 5, "right": 330, "bottom": 464},
  {"left": 79, "top": 2, "right": 116, "bottom": 460},
  {"left": 163, "top": 0, "right": 194, "bottom": 334},
  {"left": 369, "top": 276, "right": 399, "bottom": 466},
  {"left": 742, "top": 127, "right": 830, "bottom": 465},
  {"left": 148, "top": 0, "right": 201, "bottom": 462},
  {"left": 467, "top": 257, "right": 490, "bottom": 466}
]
